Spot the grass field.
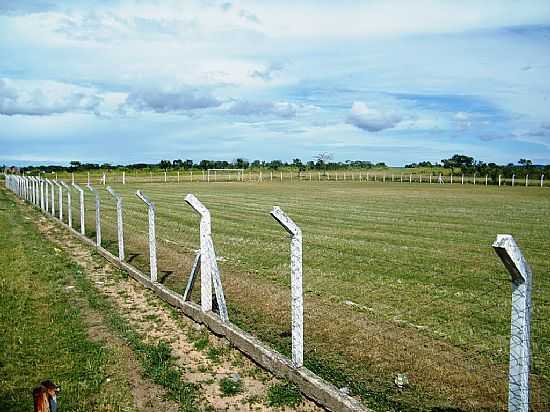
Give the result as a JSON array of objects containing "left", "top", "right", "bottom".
[
  {"left": 0, "top": 189, "right": 143, "bottom": 411},
  {"left": 37, "top": 179, "right": 550, "bottom": 410}
]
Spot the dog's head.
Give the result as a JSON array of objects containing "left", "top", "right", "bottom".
[{"left": 33, "top": 380, "right": 60, "bottom": 412}]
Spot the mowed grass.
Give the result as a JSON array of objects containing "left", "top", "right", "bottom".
[{"left": 58, "top": 180, "right": 549, "bottom": 411}]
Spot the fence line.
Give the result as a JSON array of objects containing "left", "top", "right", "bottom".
[
  {"left": 3, "top": 174, "right": 544, "bottom": 412},
  {"left": 16, "top": 170, "right": 547, "bottom": 189}
]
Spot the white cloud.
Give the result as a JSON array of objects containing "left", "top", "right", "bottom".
[
  {"left": 0, "top": 79, "right": 102, "bottom": 116},
  {"left": 347, "top": 101, "right": 402, "bottom": 132}
]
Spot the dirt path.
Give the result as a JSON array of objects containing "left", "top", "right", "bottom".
[{"left": 34, "top": 213, "right": 323, "bottom": 412}]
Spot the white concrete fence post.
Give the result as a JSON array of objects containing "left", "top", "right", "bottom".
[
  {"left": 107, "top": 186, "right": 125, "bottom": 261},
  {"left": 492, "top": 235, "right": 533, "bottom": 412},
  {"left": 270, "top": 206, "right": 304, "bottom": 368},
  {"left": 44, "top": 178, "right": 50, "bottom": 213},
  {"left": 136, "top": 190, "right": 158, "bottom": 282},
  {"left": 60, "top": 181, "right": 72, "bottom": 228},
  {"left": 87, "top": 185, "right": 101, "bottom": 247},
  {"left": 184, "top": 194, "right": 229, "bottom": 323},
  {"left": 72, "top": 183, "right": 85, "bottom": 235},
  {"left": 41, "top": 178, "right": 45, "bottom": 211},
  {"left": 54, "top": 180, "right": 63, "bottom": 221},
  {"left": 512, "top": 174, "right": 515, "bottom": 186},
  {"left": 541, "top": 174, "right": 544, "bottom": 188},
  {"left": 122, "top": 171, "right": 126, "bottom": 185},
  {"left": 50, "top": 179, "right": 55, "bottom": 215},
  {"left": 525, "top": 175, "right": 529, "bottom": 187}
]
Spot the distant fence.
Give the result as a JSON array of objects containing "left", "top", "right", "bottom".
[
  {"left": 4, "top": 174, "right": 545, "bottom": 412},
  {"left": 11, "top": 170, "right": 548, "bottom": 188}
]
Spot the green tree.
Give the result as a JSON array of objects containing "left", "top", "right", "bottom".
[{"left": 441, "top": 154, "right": 474, "bottom": 174}]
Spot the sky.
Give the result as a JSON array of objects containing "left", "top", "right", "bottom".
[{"left": 1, "top": 0, "right": 550, "bottom": 166}]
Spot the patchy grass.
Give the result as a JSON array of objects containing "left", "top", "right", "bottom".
[
  {"left": 266, "top": 381, "right": 303, "bottom": 408},
  {"left": 219, "top": 377, "right": 243, "bottom": 397},
  {"left": 44, "top": 181, "right": 550, "bottom": 410}
]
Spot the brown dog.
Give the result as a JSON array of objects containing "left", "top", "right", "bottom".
[{"left": 33, "top": 380, "right": 60, "bottom": 412}]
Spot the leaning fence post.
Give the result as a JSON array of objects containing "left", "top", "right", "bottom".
[
  {"left": 270, "top": 206, "right": 304, "bottom": 368},
  {"left": 184, "top": 194, "right": 229, "bottom": 322},
  {"left": 541, "top": 174, "right": 544, "bottom": 187},
  {"left": 60, "top": 181, "right": 72, "bottom": 228},
  {"left": 87, "top": 185, "right": 101, "bottom": 247},
  {"left": 72, "top": 183, "right": 85, "bottom": 235},
  {"left": 136, "top": 191, "right": 157, "bottom": 282},
  {"left": 492, "top": 235, "right": 532, "bottom": 412},
  {"left": 107, "top": 186, "right": 125, "bottom": 261}
]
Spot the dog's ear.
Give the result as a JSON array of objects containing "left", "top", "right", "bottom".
[
  {"left": 33, "top": 385, "right": 50, "bottom": 412},
  {"left": 41, "top": 380, "right": 60, "bottom": 394}
]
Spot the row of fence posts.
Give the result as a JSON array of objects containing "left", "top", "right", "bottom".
[
  {"left": 32, "top": 171, "right": 547, "bottom": 188},
  {"left": 4, "top": 174, "right": 535, "bottom": 411}
]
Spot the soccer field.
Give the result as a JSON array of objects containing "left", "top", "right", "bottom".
[{"left": 66, "top": 179, "right": 549, "bottom": 411}]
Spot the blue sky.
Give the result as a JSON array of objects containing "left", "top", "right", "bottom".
[{"left": 1, "top": 0, "right": 550, "bottom": 166}]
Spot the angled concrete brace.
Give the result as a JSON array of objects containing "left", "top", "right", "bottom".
[
  {"left": 493, "top": 235, "right": 532, "bottom": 412},
  {"left": 59, "top": 181, "right": 72, "bottom": 228},
  {"left": 53, "top": 180, "right": 63, "bottom": 220},
  {"left": 136, "top": 190, "right": 158, "bottom": 282},
  {"left": 87, "top": 184, "right": 101, "bottom": 246},
  {"left": 184, "top": 194, "right": 229, "bottom": 323},
  {"left": 270, "top": 206, "right": 304, "bottom": 368},
  {"left": 183, "top": 252, "right": 201, "bottom": 301},
  {"left": 107, "top": 186, "right": 125, "bottom": 261},
  {"left": 72, "top": 183, "right": 85, "bottom": 235}
]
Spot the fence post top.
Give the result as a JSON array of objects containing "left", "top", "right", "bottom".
[
  {"left": 59, "top": 180, "right": 69, "bottom": 189},
  {"left": 136, "top": 190, "right": 155, "bottom": 209},
  {"left": 184, "top": 193, "right": 210, "bottom": 218},
  {"left": 492, "top": 234, "right": 530, "bottom": 284},
  {"left": 86, "top": 184, "right": 98, "bottom": 194},
  {"left": 106, "top": 186, "right": 120, "bottom": 200},
  {"left": 270, "top": 206, "right": 301, "bottom": 236},
  {"left": 72, "top": 183, "right": 84, "bottom": 192}
]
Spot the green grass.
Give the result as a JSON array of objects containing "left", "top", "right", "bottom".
[
  {"left": 25, "top": 180, "right": 550, "bottom": 410},
  {"left": 0, "top": 190, "right": 133, "bottom": 411},
  {"left": 266, "top": 381, "right": 303, "bottom": 407}
]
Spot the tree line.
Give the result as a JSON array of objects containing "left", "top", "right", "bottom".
[{"left": 4, "top": 154, "right": 549, "bottom": 178}]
